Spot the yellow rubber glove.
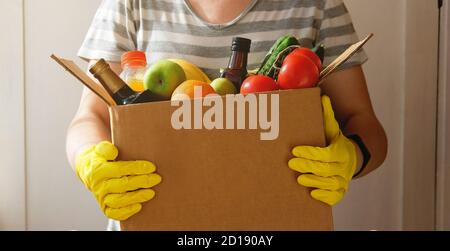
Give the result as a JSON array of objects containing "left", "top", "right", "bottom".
[
  {"left": 76, "top": 141, "right": 162, "bottom": 221},
  {"left": 288, "top": 96, "right": 358, "bottom": 206}
]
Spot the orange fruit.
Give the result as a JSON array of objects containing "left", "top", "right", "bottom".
[{"left": 171, "top": 80, "right": 217, "bottom": 101}]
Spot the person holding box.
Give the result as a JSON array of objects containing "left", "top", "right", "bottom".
[{"left": 67, "top": 0, "right": 387, "bottom": 230}]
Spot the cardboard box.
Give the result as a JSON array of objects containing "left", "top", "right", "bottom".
[
  {"left": 51, "top": 56, "right": 333, "bottom": 231},
  {"left": 111, "top": 88, "right": 333, "bottom": 231},
  {"left": 52, "top": 34, "right": 374, "bottom": 231}
]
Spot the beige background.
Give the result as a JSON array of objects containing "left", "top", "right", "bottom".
[{"left": 0, "top": 0, "right": 444, "bottom": 230}]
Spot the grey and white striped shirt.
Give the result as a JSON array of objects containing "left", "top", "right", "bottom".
[{"left": 79, "top": 0, "right": 367, "bottom": 83}]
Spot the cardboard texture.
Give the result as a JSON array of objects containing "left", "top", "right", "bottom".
[
  {"left": 110, "top": 88, "right": 332, "bottom": 231},
  {"left": 51, "top": 55, "right": 117, "bottom": 107}
]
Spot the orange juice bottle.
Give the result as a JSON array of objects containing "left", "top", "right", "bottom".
[{"left": 120, "top": 51, "right": 147, "bottom": 92}]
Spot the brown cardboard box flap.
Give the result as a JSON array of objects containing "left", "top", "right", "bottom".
[
  {"left": 112, "top": 88, "right": 333, "bottom": 231},
  {"left": 51, "top": 55, "right": 117, "bottom": 106}
]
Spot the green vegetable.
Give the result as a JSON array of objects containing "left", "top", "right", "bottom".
[
  {"left": 257, "top": 35, "right": 300, "bottom": 78},
  {"left": 312, "top": 43, "right": 325, "bottom": 64}
]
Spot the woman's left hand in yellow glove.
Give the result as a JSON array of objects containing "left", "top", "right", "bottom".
[{"left": 288, "top": 96, "right": 361, "bottom": 206}]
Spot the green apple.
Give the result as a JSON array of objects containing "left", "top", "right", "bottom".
[
  {"left": 144, "top": 60, "right": 186, "bottom": 99},
  {"left": 210, "top": 78, "right": 237, "bottom": 96}
]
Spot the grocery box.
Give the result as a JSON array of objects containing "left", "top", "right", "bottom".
[
  {"left": 52, "top": 34, "right": 372, "bottom": 231},
  {"left": 52, "top": 56, "right": 332, "bottom": 230},
  {"left": 110, "top": 87, "right": 332, "bottom": 231}
]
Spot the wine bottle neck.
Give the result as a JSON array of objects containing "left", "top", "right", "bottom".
[
  {"left": 227, "top": 50, "right": 248, "bottom": 70},
  {"left": 90, "top": 59, "right": 131, "bottom": 96}
]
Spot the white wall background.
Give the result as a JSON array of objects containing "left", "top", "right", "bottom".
[
  {"left": 333, "top": 0, "right": 406, "bottom": 230},
  {"left": 0, "top": 0, "right": 441, "bottom": 230},
  {"left": 24, "top": 0, "right": 109, "bottom": 230},
  {"left": 0, "top": 0, "right": 26, "bottom": 230}
]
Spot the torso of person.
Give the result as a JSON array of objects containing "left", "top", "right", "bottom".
[
  {"left": 130, "top": 0, "right": 320, "bottom": 79},
  {"left": 187, "top": 0, "right": 254, "bottom": 25},
  {"left": 86, "top": 0, "right": 364, "bottom": 231}
]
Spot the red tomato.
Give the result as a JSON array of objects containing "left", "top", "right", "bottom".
[
  {"left": 287, "top": 48, "right": 322, "bottom": 71},
  {"left": 240, "top": 75, "right": 279, "bottom": 95},
  {"left": 277, "top": 54, "right": 319, "bottom": 90}
]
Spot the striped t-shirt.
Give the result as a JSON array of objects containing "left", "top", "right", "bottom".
[{"left": 78, "top": 0, "right": 367, "bottom": 80}]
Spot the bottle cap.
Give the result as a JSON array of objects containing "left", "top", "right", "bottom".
[
  {"left": 231, "top": 37, "right": 252, "bottom": 52},
  {"left": 121, "top": 51, "right": 147, "bottom": 69}
]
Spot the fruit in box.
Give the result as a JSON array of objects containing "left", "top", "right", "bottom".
[
  {"left": 277, "top": 53, "right": 319, "bottom": 90},
  {"left": 168, "top": 59, "right": 211, "bottom": 83},
  {"left": 171, "top": 80, "right": 217, "bottom": 101},
  {"left": 288, "top": 48, "right": 322, "bottom": 71},
  {"left": 240, "top": 75, "right": 279, "bottom": 95},
  {"left": 144, "top": 60, "right": 187, "bottom": 99},
  {"left": 210, "top": 78, "right": 238, "bottom": 96}
]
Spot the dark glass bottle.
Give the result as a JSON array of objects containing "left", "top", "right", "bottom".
[
  {"left": 90, "top": 59, "right": 164, "bottom": 105},
  {"left": 220, "top": 37, "right": 252, "bottom": 90}
]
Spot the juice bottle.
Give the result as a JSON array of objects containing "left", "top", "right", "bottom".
[{"left": 120, "top": 51, "right": 147, "bottom": 92}]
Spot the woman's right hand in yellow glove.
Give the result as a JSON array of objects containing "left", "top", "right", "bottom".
[{"left": 75, "top": 141, "right": 162, "bottom": 221}]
